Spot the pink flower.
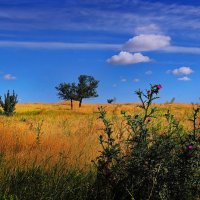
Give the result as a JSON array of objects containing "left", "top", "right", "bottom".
[
  {"left": 156, "top": 84, "right": 162, "bottom": 90},
  {"left": 187, "top": 145, "right": 193, "bottom": 150}
]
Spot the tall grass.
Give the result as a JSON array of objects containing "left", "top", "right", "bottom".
[{"left": 0, "top": 99, "right": 199, "bottom": 199}]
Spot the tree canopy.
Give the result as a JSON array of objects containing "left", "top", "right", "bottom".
[
  {"left": 55, "top": 75, "right": 99, "bottom": 109},
  {"left": 55, "top": 82, "right": 78, "bottom": 109},
  {"left": 77, "top": 75, "right": 99, "bottom": 107}
]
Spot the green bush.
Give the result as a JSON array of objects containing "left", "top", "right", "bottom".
[
  {"left": 94, "top": 84, "right": 200, "bottom": 200},
  {"left": 0, "top": 90, "right": 18, "bottom": 116}
]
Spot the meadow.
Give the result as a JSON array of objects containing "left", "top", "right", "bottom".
[
  {"left": 0, "top": 98, "right": 199, "bottom": 199},
  {"left": 0, "top": 101, "right": 194, "bottom": 169}
]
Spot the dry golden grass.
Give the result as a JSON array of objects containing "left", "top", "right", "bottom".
[{"left": 0, "top": 101, "right": 197, "bottom": 169}]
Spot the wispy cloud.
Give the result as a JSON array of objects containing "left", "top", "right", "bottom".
[
  {"left": 0, "top": 39, "right": 199, "bottom": 56},
  {"left": 163, "top": 46, "right": 200, "bottom": 54},
  {"left": 121, "top": 78, "right": 127, "bottom": 82},
  {"left": 0, "top": 41, "right": 121, "bottom": 50},
  {"left": 4, "top": 74, "right": 16, "bottom": 80},
  {"left": 145, "top": 70, "right": 153, "bottom": 75},
  {"left": 134, "top": 24, "right": 162, "bottom": 35},
  {"left": 0, "top": 0, "right": 199, "bottom": 54},
  {"left": 107, "top": 51, "right": 151, "bottom": 65},
  {"left": 133, "top": 78, "right": 140, "bottom": 82},
  {"left": 0, "top": 0, "right": 200, "bottom": 37}
]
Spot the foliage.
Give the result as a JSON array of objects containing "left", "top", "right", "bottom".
[
  {"left": 94, "top": 84, "right": 200, "bottom": 200},
  {"left": 107, "top": 99, "right": 114, "bottom": 104},
  {"left": 77, "top": 75, "right": 99, "bottom": 107},
  {"left": 107, "top": 97, "right": 116, "bottom": 104},
  {"left": 55, "top": 83, "right": 77, "bottom": 109},
  {"left": 55, "top": 75, "right": 99, "bottom": 109},
  {"left": 0, "top": 90, "right": 18, "bottom": 116}
]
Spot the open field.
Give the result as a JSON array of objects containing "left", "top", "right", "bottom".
[{"left": 0, "top": 101, "right": 196, "bottom": 169}]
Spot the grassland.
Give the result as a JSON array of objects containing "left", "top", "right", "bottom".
[
  {"left": 0, "top": 101, "right": 195, "bottom": 170},
  {"left": 0, "top": 101, "right": 199, "bottom": 199}
]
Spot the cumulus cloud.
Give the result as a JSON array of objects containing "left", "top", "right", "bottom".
[
  {"left": 107, "top": 51, "right": 151, "bottom": 65},
  {"left": 123, "top": 34, "right": 171, "bottom": 52},
  {"left": 168, "top": 67, "right": 194, "bottom": 75},
  {"left": 4, "top": 74, "right": 16, "bottom": 80},
  {"left": 178, "top": 76, "right": 191, "bottom": 81}
]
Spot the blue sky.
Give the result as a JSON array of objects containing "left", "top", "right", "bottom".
[{"left": 0, "top": 0, "right": 200, "bottom": 103}]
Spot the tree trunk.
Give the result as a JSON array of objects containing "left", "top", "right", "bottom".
[
  {"left": 79, "top": 98, "right": 82, "bottom": 107},
  {"left": 70, "top": 99, "right": 73, "bottom": 110}
]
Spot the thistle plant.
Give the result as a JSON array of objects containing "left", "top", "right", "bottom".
[
  {"left": 122, "top": 84, "right": 162, "bottom": 145},
  {"left": 94, "top": 84, "right": 200, "bottom": 200},
  {"left": 95, "top": 107, "right": 120, "bottom": 180}
]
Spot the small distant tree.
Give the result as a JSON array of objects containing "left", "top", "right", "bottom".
[
  {"left": 0, "top": 90, "right": 18, "bottom": 116},
  {"left": 107, "top": 99, "right": 114, "bottom": 104},
  {"left": 107, "top": 97, "right": 116, "bottom": 104},
  {"left": 77, "top": 75, "right": 99, "bottom": 107},
  {"left": 55, "top": 83, "right": 77, "bottom": 110}
]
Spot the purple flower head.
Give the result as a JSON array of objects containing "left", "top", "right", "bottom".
[
  {"left": 187, "top": 145, "right": 194, "bottom": 150},
  {"left": 156, "top": 84, "right": 162, "bottom": 90}
]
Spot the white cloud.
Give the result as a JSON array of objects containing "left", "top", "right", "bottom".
[
  {"left": 163, "top": 46, "right": 200, "bottom": 54},
  {"left": 169, "top": 67, "right": 194, "bottom": 75},
  {"left": 121, "top": 78, "right": 127, "bottom": 82},
  {"left": 112, "top": 84, "right": 117, "bottom": 87},
  {"left": 178, "top": 76, "right": 191, "bottom": 81},
  {"left": 123, "top": 34, "right": 171, "bottom": 52},
  {"left": 0, "top": 41, "right": 121, "bottom": 50},
  {"left": 4, "top": 74, "right": 16, "bottom": 80},
  {"left": 145, "top": 70, "right": 153, "bottom": 75},
  {"left": 135, "top": 24, "right": 162, "bottom": 35},
  {"left": 0, "top": 40, "right": 200, "bottom": 55},
  {"left": 107, "top": 51, "right": 151, "bottom": 65},
  {"left": 133, "top": 78, "right": 140, "bottom": 82}
]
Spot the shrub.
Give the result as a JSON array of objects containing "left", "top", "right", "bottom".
[
  {"left": 0, "top": 90, "right": 18, "bottom": 116},
  {"left": 107, "top": 97, "right": 116, "bottom": 104},
  {"left": 94, "top": 84, "right": 200, "bottom": 200},
  {"left": 107, "top": 99, "right": 114, "bottom": 104}
]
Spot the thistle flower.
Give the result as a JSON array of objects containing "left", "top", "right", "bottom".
[
  {"left": 156, "top": 84, "right": 162, "bottom": 90},
  {"left": 187, "top": 145, "right": 194, "bottom": 150}
]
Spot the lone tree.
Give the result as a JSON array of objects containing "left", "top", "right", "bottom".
[
  {"left": 0, "top": 90, "right": 18, "bottom": 116},
  {"left": 55, "top": 82, "right": 77, "bottom": 110},
  {"left": 77, "top": 75, "right": 99, "bottom": 107}
]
